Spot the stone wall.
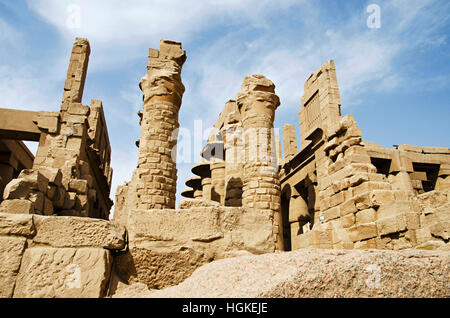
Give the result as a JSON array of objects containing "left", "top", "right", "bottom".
[
  {"left": 114, "top": 200, "right": 276, "bottom": 290},
  {"left": 0, "top": 38, "right": 113, "bottom": 219},
  {"left": 0, "top": 212, "right": 126, "bottom": 297},
  {"left": 292, "top": 115, "right": 450, "bottom": 251}
]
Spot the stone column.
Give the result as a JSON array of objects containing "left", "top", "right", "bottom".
[
  {"left": 136, "top": 40, "right": 186, "bottom": 209},
  {"left": 236, "top": 75, "right": 283, "bottom": 250},
  {"left": 210, "top": 160, "right": 225, "bottom": 204},
  {"left": 201, "top": 177, "right": 212, "bottom": 200},
  {"left": 222, "top": 100, "right": 244, "bottom": 207}
]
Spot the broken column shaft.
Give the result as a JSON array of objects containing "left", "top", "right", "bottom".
[
  {"left": 136, "top": 40, "right": 186, "bottom": 209},
  {"left": 236, "top": 74, "right": 283, "bottom": 250}
]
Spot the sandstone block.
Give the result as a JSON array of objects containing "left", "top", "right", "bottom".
[
  {"left": 322, "top": 206, "right": 340, "bottom": 221},
  {"left": 312, "top": 224, "right": 332, "bottom": 248},
  {"left": 68, "top": 179, "right": 88, "bottom": 194},
  {"left": 18, "top": 169, "right": 49, "bottom": 194},
  {"left": 29, "top": 192, "right": 44, "bottom": 212},
  {"left": 0, "top": 237, "right": 27, "bottom": 297},
  {"left": 0, "top": 212, "right": 35, "bottom": 237},
  {"left": 47, "top": 185, "right": 57, "bottom": 201},
  {"left": 33, "top": 215, "right": 126, "bottom": 249},
  {"left": 345, "top": 153, "right": 371, "bottom": 164},
  {"left": 430, "top": 221, "right": 450, "bottom": 241},
  {"left": 43, "top": 197, "right": 54, "bottom": 216},
  {"left": 354, "top": 238, "right": 377, "bottom": 249},
  {"left": 3, "top": 179, "right": 36, "bottom": 200},
  {"left": 404, "top": 212, "right": 421, "bottom": 230},
  {"left": 329, "top": 191, "right": 345, "bottom": 208},
  {"left": 67, "top": 103, "right": 90, "bottom": 115},
  {"left": 353, "top": 181, "right": 391, "bottom": 197},
  {"left": 35, "top": 111, "right": 59, "bottom": 133},
  {"left": 355, "top": 208, "right": 376, "bottom": 225},
  {"left": 178, "top": 199, "right": 220, "bottom": 209},
  {"left": 340, "top": 199, "right": 357, "bottom": 216},
  {"left": 353, "top": 193, "right": 371, "bottom": 210},
  {"left": 349, "top": 173, "right": 368, "bottom": 187},
  {"left": 370, "top": 190, "right": 394, "bottom": 207},
  {"left": 340, "top": 213, "right": 355, "bottom": 228},
  {"left": 348, "top": 222, "right": 377, "bottom": 242},
  {"left": 377, "top": 201, "right": 417, "bottom": 219},
  {"left": 13, "top": 247, "right": 111, "bottom": 298},
  {"left": 118, "top": 206, "right": 276, "bottom": 289},
  {"left": 0, "top": 199, "right": 35, "bottom": 214},
  {"left": 53, "top": 186, "right": 66, "bottom": 209},
  {"left": 63, "top": 192, "right": 77, "bottom": 210},
  {"left": 376, "top": 214, "right": 406, "bottom": 236},
  {"left": 297, "top": 231, "right": 313, "bottom": 249},
  {"left": 115, "top": 246, "right": 211, "bottom": 290},
  {"left": 38, "top": 167, "right": 62, "bottom": 187}
]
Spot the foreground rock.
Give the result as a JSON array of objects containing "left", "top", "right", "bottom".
[{"left": 112, "top": 248, "right": 450, "bottom": 298}]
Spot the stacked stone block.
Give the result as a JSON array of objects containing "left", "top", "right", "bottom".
[
  {"left": 0, "top": 212, "right": 126, "bottom": 297},
  {"left": 295, "top": 114, "right": 440, "bottom": 250},
  {"left": 135, "top": 40, "right": 186, "bottom": 209},
  {"left": 222, "top": 100, "right": 244, "bottom": 207},
  {"left": 0, "top": 38, "right": 113, "bottom": 219},
  {"left": 282, "top": 124, "right": 297, "bottom": 161},
  {"left": 236, "top": 75, "right": 283, "bottom": 250}
]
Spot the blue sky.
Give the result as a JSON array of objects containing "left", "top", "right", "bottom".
[{"left": 1, "top": 0, "right": 449, "bottom": 213}]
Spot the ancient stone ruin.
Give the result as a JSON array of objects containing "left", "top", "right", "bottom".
[
  {"left": 182, "top": 60, "right": 450, "bottom": 252},
  {"left": 0, "top": 38, "right": 448, "bottom": 298}
]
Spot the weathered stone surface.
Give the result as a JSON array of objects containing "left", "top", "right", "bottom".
[
  {"left": 0, "top": 237, "right": 27, "bottom": 297},
  {"left": 0, "top": 199, "right": 35, "bottom": 214},
  {"left": 13, "top": 247, "right": 112, "bottom": 298},
  {"left": 0, "top": 212, "right": 35, "bottom": 237},
  {"left": 18, "top": 169, "right": 49, "bottom": 194},
  {"left": 115, "top": 206, "right": 275, "bottom": 289},
  {"left": 113, "top": 249, "right": 450, "bottom": 298},
  {"left": 38, "top": 167, "right": 62, "bottom": 186},
  {"left": 32, "top": 215, "right": 126, "bottom": 249},
  {"left": 115, "top": 246, "right": 211, "bottom": 290},
  {"left": 178, "top": 198, "right": 220, "bottom": 209}
]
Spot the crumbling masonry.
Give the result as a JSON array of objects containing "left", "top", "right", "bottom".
[
  {"left": 0, "top": 38, "right": 113, "bottom": 219},
  {"left": 182, "top": 60, "right": 450, "bottom": 252}
]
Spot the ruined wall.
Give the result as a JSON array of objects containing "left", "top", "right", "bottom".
[
  {"left": 0, "top": 38, "right": 113, "bottom": 219},
  {"left": 298, "top": 60, "right": 341, "bottom": 148},
  {"left": 278, "top": 59, "right": 449, "bottom": 252},
  {"left": 288, "top": 115, "right": 450, "bottom": 251}
]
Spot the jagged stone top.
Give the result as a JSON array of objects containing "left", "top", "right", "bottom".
[{"left": 236, "top": 74, "right": 280, "bottom": 113}]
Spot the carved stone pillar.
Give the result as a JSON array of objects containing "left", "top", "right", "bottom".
[
  {"left": 201, "top": 177, "right": 212, "bottom": 200},
  {"left": 236, "top": 74, "right": 283, "bottom": 250},
  {"left": 210, "top": 160, "right": 225, "bottom": 204},
  {"left": 136, "top": 40, "right": 186, "bottom": 209}
]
